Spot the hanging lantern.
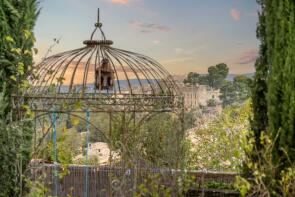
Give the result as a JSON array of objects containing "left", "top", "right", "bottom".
[{"left": 95, "top": 58, "right": 114, "bottom": 90}]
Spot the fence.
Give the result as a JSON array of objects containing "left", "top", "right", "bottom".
[{"left": 31, "top": 164, "right": 240, "bottom": 197}]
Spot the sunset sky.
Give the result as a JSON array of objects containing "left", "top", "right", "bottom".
[{"left": 35, "top": 0, "right": 259, "bottom": 75}]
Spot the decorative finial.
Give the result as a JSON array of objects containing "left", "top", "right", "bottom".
[{"left": 95, "top": 8, "right": 102, "bottom": 28}]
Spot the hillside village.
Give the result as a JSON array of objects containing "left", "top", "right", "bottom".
[{"left": 82, "top": 75, "right": 224, "bottom": 164}]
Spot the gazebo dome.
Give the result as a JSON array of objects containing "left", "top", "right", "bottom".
[
  {"left": 16, "top": 10, "right": 183, "bottom": 113},
  {"left": 29, "top": 13, "right": 179, "bottom": 98}
]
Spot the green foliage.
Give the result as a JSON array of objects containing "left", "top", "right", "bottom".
[
  {"left": 183, "top": 109, "right": 198, "bottom": 129},
  {"left": 183, "top": 72, "right": 200, "bottom": 85},
  {"left": 207, "top": 98, "right": 217, "bottom": 107},
  {"left": 233, "top": 76, "right": 252, "bottom": 100},
  {"left": 234, "top": 176, "right": 251, "bottom": 197},
  {"left": 108, "top": 112, "right": 135, "bottom": 152},
  {"left": 55, "top": 129, "right": 79, "bottom": 164},
  {"left": 243, "top": 1, "right": 295, "bottom": 193},
  {"left": 87, "top": 113, "right": 109, "bottom": 143},
  {"left": 247, "top": 1, "right": 269, "bottom": 183},
  {"left": 265, "top": 0, "right": 295, "bottom": 168},
  {"left": 207, "top": 63, "right": 229, "bottom": 89},
  {"left": 136, "top": 174, "right": 172, "bottom": 197},
  {"left": 188, "top": 101, "right": 251, "bottom": 171},
  {"left": 0, "top": 0, "right": 39, "bottom": 100},
  {"left": 140, "top": 113, "right": 185, "bottom": 168},
  {"left": 236, "top": 131, "right": 295, "bottom": 197},
  {"left": 183, "top": 63, "right": 229, "bottom": 89},
  {"left": 0, "top": 0, "right": 39, "bottom": 195},
  {"left": 75, "top": 155, "right": 100, "bottom": 166},
  {"left": 219, "top": 80, "right": 237, "bottom": 107},
  {"left": 0, "top": 95, "right": 33, "bottom": 196},
  {"left": 250, "top": 0, "right": 295, "bottom": 184},
  {"left": 26, "top": 180, "right": 48, "bottom": 197},
  {"left": 39, "top": 123, "right": 82, "bottom": 164},
  {"left": 107, "top": 112, "right": 187, "bottom": 169},
  {"left": 220, "top": 75, "right": 252, "bottom": 107}
]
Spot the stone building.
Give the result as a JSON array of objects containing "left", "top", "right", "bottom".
[
  {"left": 173, "top": 75, "right": 222, "bottom": 113},
  {"left": 179, "top": 83, "right": 221, "bottom": 109}
]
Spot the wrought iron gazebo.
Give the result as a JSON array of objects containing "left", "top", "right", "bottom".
[
  {"left": 13, "top": 9, "right": 185, "bottom": 196},
  {"left": 23, "top": 10, "right": 182, "bottom": 113}
]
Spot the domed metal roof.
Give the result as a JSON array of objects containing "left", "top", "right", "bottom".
[
  {"left": 15, "top": 10, "right": 182, "bottom": 113},
  {"left": 29, "top": 10, "right": 179, "bottom": 98}
]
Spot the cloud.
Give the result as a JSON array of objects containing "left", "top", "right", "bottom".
[
  {"left": 110, "top": 0, "right": 129, "bottom": 4},
  {"left": 230, "top": 9, "right": 241, "bottom": 21},
  {"left": 174, "top": 48, "right": 184, "bottom": 54},
  {"left": 129, "top": 20, "right": 171, "bottom": 33},
  {"left": 140, "top": 30, "right": 152, "bottom": 34},
  {"left": 160, "top": 57, "right": 195, "bottom": 64},
  {"left": 235, "top": 49, "right": 258, "bottom": 65},
  {"left": 153, "top": 40, "right": 160, "bottom": 45}
]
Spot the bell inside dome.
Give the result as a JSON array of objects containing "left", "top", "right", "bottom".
[{"left": 95, "top": 58, "right": 114, "bottom": 90}]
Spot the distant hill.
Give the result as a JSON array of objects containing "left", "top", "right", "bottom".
[
  {"left": 57, "top": 74, "right": 255, "bottom": 93},
  {"left": 58, "top": 79, "right": 156, "bottom": 93},
  {"left": 226, "top": 73, "right": 255, "bottom": 81},
  {"left": 172, "top": 73, "right": 255, "bottom": 83}
]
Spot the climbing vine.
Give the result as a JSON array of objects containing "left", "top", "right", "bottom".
[{"left": 0, "top": 0, "right": 39, "bottom": 196}]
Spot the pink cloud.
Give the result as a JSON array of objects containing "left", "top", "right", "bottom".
[
  {"left": 235, "top": 49, "right": 258, "bottom": 65},
  {"left": 129, "top": 20, "right": 171, "bottom": 33},
  {"left": 230, "top": 9, "right": 241, "bottom": 21},
  {"left": 110, "top": 0, "right": 129, "bottom": 4}
]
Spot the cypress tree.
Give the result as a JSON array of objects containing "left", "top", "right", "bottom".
[
  {"left": 251, "top": 0, "right": 268, "bottom": 151},
  {"left": 277, "top": 0, "right": 295, "bottom": 165},
  {"left": 249, "top": 0, "right": 295, "bottom": 183},
  {"left": 281, "top": 0, "right": 295, "bottom": 161},
  {"left": 265, "top": 0, "right": 295, "bottom": 167}
]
